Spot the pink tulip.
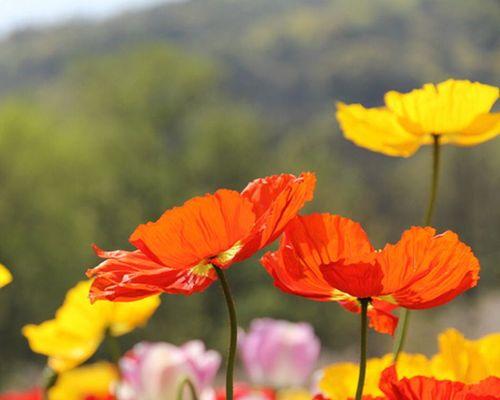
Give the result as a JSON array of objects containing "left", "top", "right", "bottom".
[
  {"left": 116, "top": 341, "right": 221, "bottom": 400},
  {"left": 239, "top": 319, "right": 320, "bottom": 388}
]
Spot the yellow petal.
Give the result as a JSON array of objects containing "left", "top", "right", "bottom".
[
  {"left": 22, "top": 320, "right": 103, "bottom": 372},
  {"left": 451, "top": 112, "right": 500, "bottom": 145},
  {"left": 319, "top": 355, "right": 389, "bottom": 399},
  {"left": 23, "top": 280, "right": 160, "bottom": 371},
  {"left": 318, "top": 353, "right": 432, "bottom": 400},
  {"left": 54, "top": 281, "right": 109, "bottom": 338},
  {"left": 385, "top": 79, "right": 499, "bottom": 135},
  {"left": 476, "top": 332, "right": 500, "bottom": 378},
  {"left": 431, "top": 328, "right": 500, "bottom": 383},
  {"left": 277, "top": 389, "right": 312, "bottom": 400},
  {"left": 107, "top": 294, "right": 161, "bottom": 336},
  {"left": 336, "top": 102, "right": 422, "bottom": 157},
  {"left": 48, "top": 362, "right": 118, "bottom": 400},
  {"left": 396, "top": 353, "right": 434, "bottom": 378},
  {"left": 0, "top": 264, "right": 12, "bottom": 288}
]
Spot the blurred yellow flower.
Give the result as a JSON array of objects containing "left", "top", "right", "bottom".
[
  {"left": 23, "top": 280, "right": 160, "bottom": 372},
  {"left": 48, "top": 361, "right": 118, "bottom": 400},
  {"left": 0, "top": 263, "right": 12, "bottom": 288},
  {"left": 319, "top": 329, "right": 500, "bottom": 399},
  {"left": 431, "top": 328, "right": 500, "bottom": 383},
  {"left": 319, "top": 353, "right": 430, "bottom": 400},
  {"left": 277, "top": 388, "right": 313, "bottom": 400},
  {"left": 336, "top": 79, "right": 499, "bottom": 157}
]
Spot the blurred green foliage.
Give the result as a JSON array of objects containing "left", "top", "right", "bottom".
[{"left": 0, "top": 0, "right": 499, "bottom": 385}]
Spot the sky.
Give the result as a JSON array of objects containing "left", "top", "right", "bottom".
[{"left": 0, "top": 0, "right": 176, "bottom": 36}]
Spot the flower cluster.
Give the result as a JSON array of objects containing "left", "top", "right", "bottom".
[
  {"left": 1, "top": 79, "right": 498, "bottom": 400},
  {"left": 318, "top": 329, "right": 500, "bottom": 399}
]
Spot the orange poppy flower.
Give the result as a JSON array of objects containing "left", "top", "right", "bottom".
[
  {"left": 378, "top": 366, "right": 500, "bottom": 400},
  {"left": 261, "top": 214, "right": 479, "bottom": 335},
  {"left": 87, "top": 173, "right": 316, "bottom": 301}
]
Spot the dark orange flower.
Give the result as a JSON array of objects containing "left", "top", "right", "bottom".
[
  {"left": 261, "top": 214, "right": 479, "bottom": 335},
  {"left": 379, "top": 366, "right": 500, "bottom": 400},
  {"left": 87, "top": 173, "right": 316, "bottom": 301}
]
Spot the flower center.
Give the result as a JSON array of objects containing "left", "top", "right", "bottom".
[
  {"left": 191, "top": 241, "right": 244, "bottom": 276},
  {"left": 191, "top": 261, "right": 213, "bottom": 277}
]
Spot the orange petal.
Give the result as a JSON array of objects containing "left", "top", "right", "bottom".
[
  {"left": 261, "top": 239, "right": 335, "bottom": 301},
  {"left": 283, "top": 214, "right": 381, "bottom": 298},
  {"left": 376, "top": 227, "right": 442, "bottom": 295},
  {"left": 237, "top": 172, "right": 316, "bottom": 261},
  {"left": 368, "top": 299, "right": 399, "bottom": 336},
  {"left": 130, "top": 189, "right": 255, "bottom": 269},
  {"left": 279, "top": 214, "right": 374, "bottom": 269},
  {"left": 339, "top": 298, "right": 399, "bottom": 335},
  {"left": 262, "top": 214, "right": 382, "bottom": 300},
  {"left": 320, "top": 258, "right": 384, "bottom": 299},
  {"left": 380, "top": 227, "right": 480, "bottom": 309},
  {"left": 378, "top": 365, "right": 462, "bottom": 400},
  {"left": 378, "top": 366, "right": 499, "bottom": 400},
  {"left": 465, "top": 376, "right": 500, "bottom": 398},
  {"left": 87, "top": 246, "right": 216, "bottom": 302}
]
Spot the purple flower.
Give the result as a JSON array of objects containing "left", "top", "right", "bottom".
[
  {"left": 116, "top": 340, "right": 221, "bottom": 400},
  {"left": 239, "top": 318, "right": 320, "bottom": 388}
]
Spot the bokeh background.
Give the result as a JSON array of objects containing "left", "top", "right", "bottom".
[{"left": 0, "top": 0, "right": 499, "bottom": 388}]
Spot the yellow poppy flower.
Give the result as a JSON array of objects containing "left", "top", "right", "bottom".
[
  {"left": 430, "top": 328, "right": 500, "bottom": 383},
  {"left": 48, "top": 361, "right": 118, "bottom": 400},
  {"left": 319, "top": 353, "right": 431, "bottom": 400},
  {"left": 336, "top": 79, "right": 499, "bottom": 157},
  {"left": 23, "top": 280, "right": 160, "bottom": 372},
  {"left": 0, "top": 264, "right": 12, "bottom": 288}
]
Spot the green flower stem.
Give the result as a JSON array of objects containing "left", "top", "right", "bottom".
[
  {"left": 393, "top": 134, "right": 441, "bottom": 361},
  {"left": 42, "top": 366, "right": 58, "bottom": 400},
  {"left": 355, "top": 298, "right": 369, "bottom": 400},
  {"left": 392, "top": 309, "right": 411, "bottom": 361},
  {"left": 214, "top": 266, "right": 238, "bottom": 400},
  {"left": 105, "top": 330, "right": 122, "bottom": 364},
  {"left": 176, "top": 377, "right": 199, "bottom": 400},
  {"left": 424, "top": 134, "right": 442, "bottom": 226}
]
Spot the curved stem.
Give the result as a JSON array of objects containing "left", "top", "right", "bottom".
[
  {"left": 355, "top": 299, "right": 369, "bottom": 400},
  {"left": 176, "top": 377, "right": 199, "bottom": 400},
  {"left": 214, "top": 266, "right": 237, "bottom": 400},
  {"left": 393, "top": 134, "right": 441, "bottom": 361}
]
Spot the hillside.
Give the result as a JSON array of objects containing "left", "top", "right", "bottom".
[{"left": 1, "top": 0, "right": 498, "bottom": 121}]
